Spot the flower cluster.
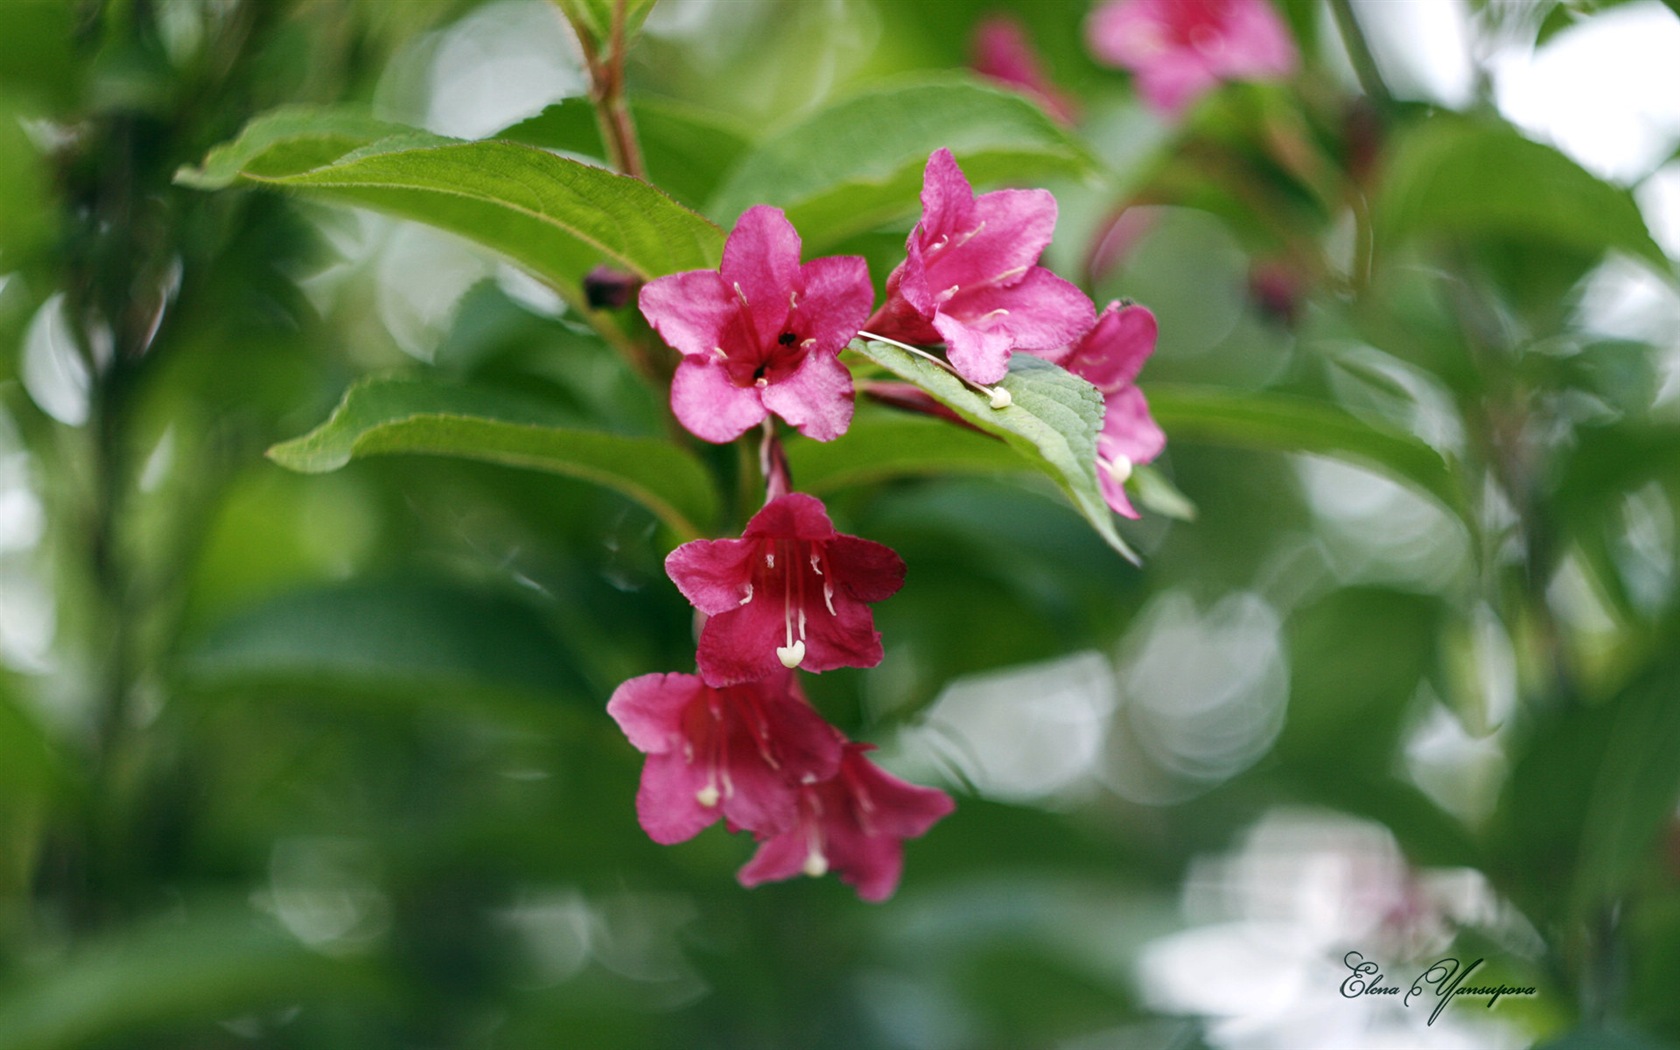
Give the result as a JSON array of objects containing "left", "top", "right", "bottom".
[
  {"left": 615, "top": 149, "right": 1167, "bottom": 899},
  {"left": 1086, "top": 0, "right": 1298, "bottom": 118}
]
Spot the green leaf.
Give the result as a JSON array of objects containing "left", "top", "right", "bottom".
[
  {"left": 553, "top": 0, "right": 657, "bottom": 45},
  {"left": 848, "top": 340, "right": 1135, "bottom": 561},
  {"left": 785, "top": 411, "right": 1027, "bottom": 494},
  {"left": 267, "top": 376, "right": 718, "bottom": 538},
  {"left": 1147, "top": 384, "right": 1461, "bottom": 511},
  {"left": 1374, "top": 118, "right": 1674, "bottom": 280},
  {"left": 0, "top": 902, "right": 376, "bottom": 1050},
  {"left": 180, "top": 109, "right": 723, "bottom": 291},
  {"left": 496, "top": 96, "right": 751, "bottom": 208},
  {"left": 1130, "top": 463, "right": 1197, "bottom": 522},
  {"left": 708, "top": 76, "right": 1096, "bottom": 248},
  {"left": 187, "top": 580, "right": 589, "bottom": 704}
]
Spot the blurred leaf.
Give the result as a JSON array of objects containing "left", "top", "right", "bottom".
[
  {"left": 786, "top": 411, "right": 1025, "bottom": 494},
  {"left": 1148, "top": 384, "right": 1461, "bottom": 511},
  {"left": 268, "top": 376, "right": 718, "bottom": 538},
  {"left": 0, "top": 903, "right": 378, "bottom": 1050},
  {"left": 181, "top": 109, "right": 724, "bottom": 292},
  {"left": 498, "top": 97, "right": 750, "bottom": 209},
  {"left": 187, "top": 579, "right": 589, "bottom": 704},
  {"left": 554, "top": 0, "right": 657, "bottom": 45},
  {"left": 708, "top": 76, "right": 1096, "bottom": 247},
  {"left": 174, "top": 105, "right": 409, "bottom": 186},
  {"left": 850, "top": 340, "right": 1136, "bottom": 561},
  {"left": 1374, "top": 118, "right": 1673, "bottom": 280},
  {"left": 1536, "top": 1024, "right": 1680, "bottom": 1050},
  {"left": 1130, "top": 463, "right": 1197, "bottom": 521}
]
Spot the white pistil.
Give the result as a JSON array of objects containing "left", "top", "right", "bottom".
[
  {"left": 1107, "top": 454, "right": 1134, "bottom": 486},
  {"left": 857, "top": 330, "right": 1016, "bottom": 411},
  {"left": 988, "top": 386, "right": 1013, "bottom": 409},
  {"left": 739, "top": 583, "right": 754, "bottom": 606},
  {"left": 776, "top": 640, "right": 806, "bottom": 668},
  {"left": 696, "top": 784, "right": 720, "bottom": 807},
  {"left": 803, "top": 847, "right": 829, "bottom": 878}
]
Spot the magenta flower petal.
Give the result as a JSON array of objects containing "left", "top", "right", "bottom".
[
  {"left": 666, "top": 493, "right": 906, "bottom": 686},
  {"left": 639, "top": 205, "right": 873, "bottom": 443},
  {"left": 1102, "top": 385, "right": 1166, "bottom": 465},
  {"left": 866, "top": 149, "right": 1093, "bottom": 385},
  {"left": 738, "top": 744, "right": 955, "bottom": 902},
  {"left": 670, "top": 357, "right": 769, "bottom": 443},
  {"left": 1087, "top": 0, "right": 1299, "bottom": 118},
  {"left": 758, "top": 348, "right": 854, "bottom": 443},
  {"left": 1055, "top": 300, "right": 1159, "bottom": 388},
  {"left": 607, "top": 671, "right": 843, "bottom": 843},
  {"left": 971, "top": 15, "right": 1078, "bottom": 123},
  {"left": 1045, "top": 302, "right": 1165, "bottom": 518}
]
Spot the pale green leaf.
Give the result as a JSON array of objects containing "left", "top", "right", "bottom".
[
  {"left": 848, "top": 340, "right": 1136, "bottom": 561},
  {"left": 709, "top": 76, "right": 1096, "bottom": 248},
  {"left": 267, "top": 376, "right": 717, "bottom": 538}
]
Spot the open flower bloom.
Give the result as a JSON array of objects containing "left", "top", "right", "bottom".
[
  {"left": 666, "top": 493, "right": 905, "bottom": 686},
  {"left": 1042, "top": 302, "right": 1165, "bottom": 518},
  {"left": 865, "top": 148, "right": 1093, "bottom": 387},
  {"left": 1086, "top": 0, "right": 1298, "bottom": 118},
  {"left": 970, "top": 15, "right": 1078, "bottom": 124},
  {"left": 739, "top": 743, "right": 955, "bottom": 902},
  {"left": 607, "top": 670, "right": 843, "bottom": 844},
  {"left": 638, "top": 205, "right": 874, "bottom": 443}
]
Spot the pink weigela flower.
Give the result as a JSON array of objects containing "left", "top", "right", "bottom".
[
  {"left": 1042, "top": 302, "right": 1165, "bottom": 518},
  {"left": 738, "top": 743, "right": 955, "bottom": 902},
  {"left": 866, "top": 148, "right": 1094, "bottom": 387},
  {"left": 666, "top": 493, "right": 905, "bottom": 686},
  {"left": 971, "top": 15, "right": 1078, "bottom": 124},
  {"left": 607, "top": 670, "right": 843, "bottom": 844},
  {"left": 639, "top": 205, "right": 874, "bottom": 443},
  {"left": 1085, "top": 0, "right": 1299, "bottom": 118}
]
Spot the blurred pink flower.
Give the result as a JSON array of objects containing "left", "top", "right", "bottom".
[
  {"left": 607, "top": 670, "right": 843, "bottom": 844},
  {"left": 739, "top": 743, "right": 955, "bottom": 902},
  {"left": 867, "top": 148, "right": 1093, "bottom": 386},
  {"left": 970, "top": 15, "right": 1078, "bottom": 123},
  {"left": 638, "top": 204, "right": 873, "bottom": 443},
  {"left": 1042, "top": 301, "right": 1164, "bottom": 517},
  {"left": 1086, "top": 0, "right": 1298, "bottom": 117},
  {"left": 665, "top": 493, "right": 906, "bottom": 685}
]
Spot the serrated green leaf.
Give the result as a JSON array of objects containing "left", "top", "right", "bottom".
[
  {"left": 849, "top": 340, "right": 1135, "bottom": 561},
  {"left": 1147, "top": 384, "right": 1461, "bottom": 511},
  {"left": 1375, "top": 118, "right": 1674, "bottom": 280},
  {"left": 709, "top": 76, "right": 1096, "bottom": 248},
  {"left": 267, "top": 376, "right": 717, "bottom": 538},
  {"left": 180, "top": 109, "right": 723, "bottom": 292}
]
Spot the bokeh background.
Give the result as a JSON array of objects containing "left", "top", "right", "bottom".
[{"left": 1, "top": 0, "right": 1679, "bottom": 1047}]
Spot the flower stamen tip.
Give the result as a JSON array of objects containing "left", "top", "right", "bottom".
[
  {"left": 1108, "top": 454, "right": 1134, "bottom": 486},
  {"left": 775, "top": 640, "right": 807, "bottom": 669},
  {"left": 988, "top": 386, "right": 1013, "bottom": 409},
  {"left": 803, "top": 849, "right": 829, "bottom": 878},
  {"left": 696, "top": 785, "right": 720, "bottom": 808}
]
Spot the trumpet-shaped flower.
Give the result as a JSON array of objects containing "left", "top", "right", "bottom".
[
  {"left": 666, "top": 493, "right": 905, "bottom": 686},
  {"left": 1086, "top": 0, "right": 1298, "bottom": 118},
  {"left": 866, "top": 149, "right": 1093, "bottom": 386},
  {"left": 607, "top": 670, "right": 843, "bottom": 844},
  {"left": 738, "top": 743, "right": 955, "bottom": 902},
  {"left": 1043, "top": 302, "right": 1165, "bottom": 517},
  {"left": 639, "top": 205, "right": 873, "bottom": 443}
]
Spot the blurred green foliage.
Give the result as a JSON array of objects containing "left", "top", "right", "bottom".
[{"left": 0, "top": 0, "right": 1678, "bottom": 1047}]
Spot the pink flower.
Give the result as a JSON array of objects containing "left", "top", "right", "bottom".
[
  {"left": 1086, "top": 0, "right": 1298, "bottom": 118},
  {"left": 1043, "top": 302, "right": 1164, "bottom": 518},
  {"left": 739, "top": 744, "right": 955, "bottom": 902},
  {"left": 607, "top": 670, "right": 844, "bottom": 844},
  {"left": 866, "top": 149, "right": 1094, "bottom": 387},
  {"left": 970, "top": 15, "right": 1078, "bottom": 124},
  {"left": 666, "top": 493, "right": 905, "bottom": 686},
  {"left": 638, "top": 205, "right": 874, "bottom": 443}
]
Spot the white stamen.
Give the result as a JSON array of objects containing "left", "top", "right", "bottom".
[
  {"left": 733, "top": 281, "right": 749, "bottom": 305},
  {"left": 696, "top": 784, "right": 719, "bottom": 807},
  {"left": 776, "top": 640, "right": 806, "bottom": 668},
  {"left": 993, "top": 264, "right": 1028, "bottom": 283},
  {"left": 766, "top": 553, "right": 775, "bottom": 569},
  {"left": 979, "top": 308, "right": 1010, "bottom": 321},
  {"left": 809, "top": 553, "right": 822, "bottom": 575},
  {"left": 797, "top": 607, "right": 807, "bottom": 639},
  {"left": 721, "top": 767, "right": 736, "bottom": 798},
  {"left": 1107, "top": 454, "right": 1134, "bottom": 486},
  {"left": 800, "top": 338, "right": 816, "bottom": 348},
  {"left": 988, "top": 386, "right": 1013, "bottom": 409},
  {"left": 803, "top": 848, "right": 829, "bottom": 878},
  {"left": 954, "top": 221, "right": 987, "bottom": 248},
  {"left": 739, "top": 583, "right": 754, "bottom": 606},
  {"left": 789, "top": 290, "right": 799, "bottom": 310},
  {"left": 823, "top": 581, "right": 836, "bottom": 615},
  {"left": 755, "top": 377, "right": 768, "bottom": 388}
]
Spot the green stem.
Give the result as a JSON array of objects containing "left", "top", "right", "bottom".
[{"left": 1327, "top": 0, "right": 1395, "bottom": 110}]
